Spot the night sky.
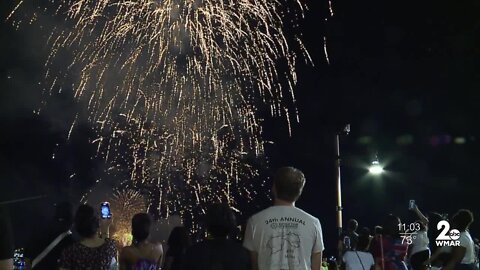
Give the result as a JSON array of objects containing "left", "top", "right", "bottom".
[{"left": 1, "top": 0, "right": 480, "bottom": 254}]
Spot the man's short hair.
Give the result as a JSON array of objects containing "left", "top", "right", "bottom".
[
  {"left": 273, "top": 167, "right": 306, "bottom": 202},
  {"left": 452, "top": 209, "right": 474, "bottom": 231}
]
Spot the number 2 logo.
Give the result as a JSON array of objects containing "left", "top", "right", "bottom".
[{"left": 437, "top": 220, "right": 460, "bottom": 240}]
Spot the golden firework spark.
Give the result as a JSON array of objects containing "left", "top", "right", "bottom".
[{"left": 8, "top": 0, "right": 310, "bottom": 223}]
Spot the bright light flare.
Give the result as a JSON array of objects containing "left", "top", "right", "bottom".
[{"left": 368, "top": 160, "right": 384, "bottom": 175}]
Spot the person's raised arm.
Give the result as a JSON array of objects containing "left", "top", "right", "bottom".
[
  {"left": 412, "top": 205, "right": 428, "bottom": 225},
  {"left": 100, "top": 218, "right": 112, "bottom": 239}
]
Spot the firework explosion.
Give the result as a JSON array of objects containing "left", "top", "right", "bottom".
[
  {"left": 109, "top": 190, "right": 146, "bottom": 246},
  {"left": 9, "top": 0, "right": 310, "bottom": 225}
]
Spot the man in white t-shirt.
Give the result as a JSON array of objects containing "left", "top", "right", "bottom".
[
  {"left": 243, "top": 167, "right": 324, "bottom": 270},
  {"left": 443, "top": 209, "right": 476, "bottom": 270}
]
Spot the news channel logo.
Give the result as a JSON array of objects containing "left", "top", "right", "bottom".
[{"left": 435, "top": 220, "right": 461, "bottom": 247}]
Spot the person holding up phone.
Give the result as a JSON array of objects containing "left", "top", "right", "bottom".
[
  {"left": 99, "top": 202, "right": 113, "bottom": 240},
  {"left": 101, "top": 202, "right": 112, "bottom": 220},
  {"left": 59, "top": 204, "right": 118, "bottom": 270},
  {"left": 408, "top": 202, "right": 430, "bottom": 270}
]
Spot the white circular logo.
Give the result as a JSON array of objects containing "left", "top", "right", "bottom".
[{"left": 449, "top": 229, "right": 461, "bottom": 240}]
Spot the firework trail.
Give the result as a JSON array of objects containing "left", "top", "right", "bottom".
[{"left": 8, "top": 0, "right": 310, "bottom": 223}]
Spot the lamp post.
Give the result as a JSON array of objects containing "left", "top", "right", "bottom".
[{"left": 334, "top": 124, "right": 350, "bottom": 237}]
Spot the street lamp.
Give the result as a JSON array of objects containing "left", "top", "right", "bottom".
[
  {"left": 368, "top": 158, "right": 384, "bottom": 175},
  {"left": 368, "top": 160, "right": 384, "bottom": 175}
]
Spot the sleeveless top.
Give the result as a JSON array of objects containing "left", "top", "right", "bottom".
[{"left": 124, "top": 243, "right": 160, "bottom": 270}]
